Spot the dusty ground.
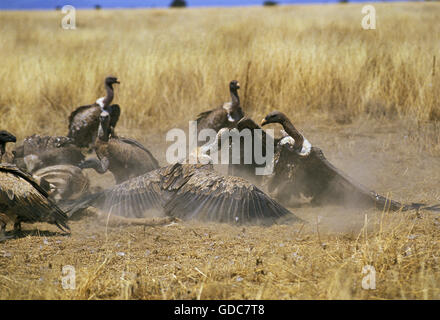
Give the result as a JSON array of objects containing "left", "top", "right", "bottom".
[{"left": 1, "top": 117, "right": 439, "bottom": 299}]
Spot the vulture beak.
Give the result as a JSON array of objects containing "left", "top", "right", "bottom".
[
  {"left": 115, "top": 80, "right": 120, "bottom": 84},
  {"left": 261, "top": 118, "right": 268, "bottom": 126}
]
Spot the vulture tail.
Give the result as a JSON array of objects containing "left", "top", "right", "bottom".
[
  {"left": 406, "top": 203, "right": 440, "bottom": 212},
  {"left": 60, "top": 192, "right": 103, "bottom": 219}
]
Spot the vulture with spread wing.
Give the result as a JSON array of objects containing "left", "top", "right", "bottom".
[
  {"left": 66, "top": 163, "right": 301, "bottom": 225},
  {"left": 67, "top": 76, "right": 121, "bottom": 148},
  {"left": 0, "top": 164, "right": 70, "bottom": 240},
  {"left": 258, "top": 111, "right": 439, "bottom": 211}
]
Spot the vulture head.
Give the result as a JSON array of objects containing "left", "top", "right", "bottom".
[
  {"left": 260, "top": 111, "right": 287, "bottom": 127},
  {"left": 0, "top": 130, "right": 17, "bottom": 158},
  {"left": 105, "top": 76, "right": 120, "bottom": 87},
  {"left": 261, "top": 111, "right": 309, "bottom": 155},
  {"left": 229, "top": 80, "right": 240, "bottom": 92},
  {"left": 0, "top": 130, "right": 17, "bottom": 144}
]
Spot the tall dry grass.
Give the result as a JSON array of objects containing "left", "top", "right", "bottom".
[{"left": 1, "top": 3, "right": 440, "bottom": 142}]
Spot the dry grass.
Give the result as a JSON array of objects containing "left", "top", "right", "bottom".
[
  {"left": 1, "top": 117, "right": 440, "bottom": 300},
  {"left": 1, "top": 207, "right": 440, "bottom": 300},
  {"left": 1, "top": 3, "right": 440, "bottom": 300},
  {"left": 1, "top": 3, "right": 440, "bottom": 140}
]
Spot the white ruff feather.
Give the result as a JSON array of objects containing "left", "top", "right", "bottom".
[
  {"left": 279, "top": 135, "right": 312, "bottom": 157},
  {"left": 96, "top": 97, "right": 105, "bottom": 109}
]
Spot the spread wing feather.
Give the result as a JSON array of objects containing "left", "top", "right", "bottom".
[
  {"left": 162, "top": 168, "right": 297, "bottom": 223},
  {"left": 97, "top": 169, "right": 165, "bottom": 217},
  {"left": 68, "top": 163, "right": 299, "bottom": 224}
]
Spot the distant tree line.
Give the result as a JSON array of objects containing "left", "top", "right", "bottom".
[{"left": 170, "top": 0, "right": 187, "bottom": 7}]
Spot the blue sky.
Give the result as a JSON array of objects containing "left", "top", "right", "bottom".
[{"left": 0, "top": 0, "right": 395, "bottom": 10}]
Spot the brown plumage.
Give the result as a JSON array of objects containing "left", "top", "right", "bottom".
[
  {"left": 196, "top": 80, "right": 244, "bottom": 140},
  {"left": 67, "top": 163, "right": 301, "bottom": 224},
  {"left": 0, "top": 130, "right": 16, "bottom": 163},
  {"left": 260, "top": 111, "right": 440, "bottom": 212},
  {"left": 79, "top": 111, "right": 159, "bottom": 184},
  {"left": 33, "top": 165, "right": 89, "bottom": 202},
  {"left": 0, "top": 164, "right": 70, "bottom": 240},
  {"left": 67, "top": 76, "right": 120, "bottom": 148},
  {"left": 12, "top": 134, "right": 85, "bottom": 172}
]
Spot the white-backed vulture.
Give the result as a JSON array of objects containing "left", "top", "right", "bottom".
[
  {"left": 260, "top": 111, "right": 440, "bottom": 212},
  {"left": 67, "top": 76, "right": 120, "bottom": 148},
  {"left": 12, "top": 134, "right": 85, "bottom": 172},
  {"left": 79, "top": 111, "right": 159, "bottom": 184},
  {"left": 65, "top": 163, "right": 302, "bottom": 225},
  {"left": 0, "top": 164, "right": 70, "bottom": 240},
  {"left": 196, "top": 80, "right": 244, "bottom": 139}
]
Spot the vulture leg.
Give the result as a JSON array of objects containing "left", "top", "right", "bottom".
[
  {"left": 13, "top": 221, "right": 22, "bottom": 233},
  {"left": 0, "top": 218, "right": 12, "bottom": 241}
]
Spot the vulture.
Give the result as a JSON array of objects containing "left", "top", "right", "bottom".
[
  {"left": 0, "top": 164, "right": 70, "bottom": 240},
  {"left": 0, "top": 130, "right": 16, "bottom": 163},
  {"left": 12, "top": 134, "right": 85, "bottom": 172},
  {"left": 67, "top": 76, "right": 121, "bottom": 148},
  {"left": 66, "top": 162, "right": 302, "bottom": 225},
  {"left": 259, "top": 111, "right": 440, "bottom": 212},
  {"left": 79, "top": 110, "right": 159, "bottom": 184},
  {"left": 33, "top": 165, "right": 89, "bottom": 202},
  {"left": 196, "top": 80, "right": 244, "bottom": 141}
]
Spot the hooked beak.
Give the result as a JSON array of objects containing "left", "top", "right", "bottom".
[
  {"left": 260, "top": 118, "right": 268, "bottom": 126},
  {"left": 115, "top": 80, "right": 120, "bottom": 84}
]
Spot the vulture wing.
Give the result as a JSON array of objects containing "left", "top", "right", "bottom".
[
  {"left": 67, "top": 163, "right": 300, "bottom": 224},
  {"left": 104, "top": 104, "right": 121, "bottom": 132},
  {"left": 89, "top": 168, "right": 166, "bottom": 218},
  {"left": 104, "top": 138, "right": 159, "bottom": 182},
  {"left": 117, "top": 137, "right": 159, "bottom": 168},
  {"left": 274, "top": 146, "right": 408, "bottom": 211},
  {"left": 67, "top": 104, "right": 102, "bottom": 147},
  {"left": 196, "top": 107, "right": 230, "bottom": 136},
  {"left": 163, "top": 166, "right": 299, "bottom": 224},
  {"left": 0, "top": 164, "right": 69, "bottom": 232}
]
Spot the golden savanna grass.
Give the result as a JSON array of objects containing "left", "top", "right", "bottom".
[
  {"left": 1, "top": 3, "right": 440, "bottom": 138},
  {"left": 1, "top": 3, "right": 440, "bottom": 300}
]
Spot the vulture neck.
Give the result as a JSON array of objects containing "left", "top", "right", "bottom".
[
  {"left": 102, "top": 83, "right": 114, "bottom": 107},
  {"left": 0, "top": 143, "right": 5, "bottom": 160},
  {"left": 279, "top": 118, "right": 304, "bottom": 151},
  {"left": 230, "top": 88, "right": 240, "bottom": 109}
]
